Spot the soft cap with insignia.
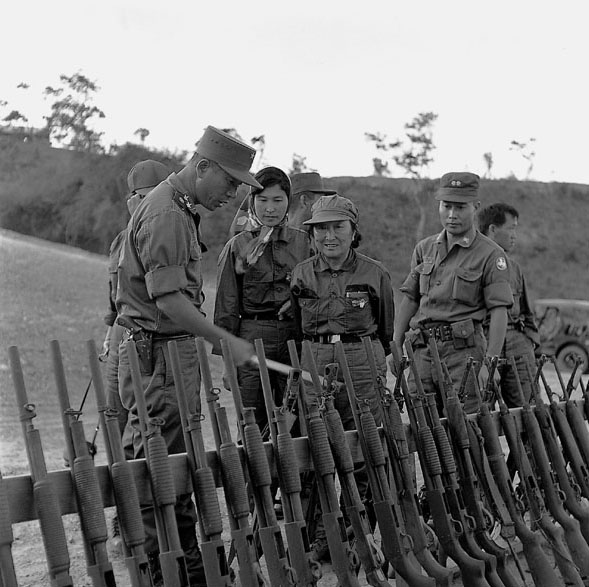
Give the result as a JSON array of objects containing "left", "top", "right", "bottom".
[
  {"left": 196, "top": 126, "right": 262, "bottom": 189},
  {"left": 435, "top": 171, "right": 480, "bottom": 203}
]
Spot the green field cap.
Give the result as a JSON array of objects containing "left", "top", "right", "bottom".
[
  {"left": 304, "top": 194, "right": 359, "bottom": 225},
  {"left": 197, "top": 126, "right": 262, "bottom": 189},
  {"left": 435, "top": 171, "right": 480, "bottom": 202},
  {"left": 127, "top": 159, "right": 169, "bottom": 196},
  {"left": 291, "top": 172, "right": 337, "bottom": 196}
]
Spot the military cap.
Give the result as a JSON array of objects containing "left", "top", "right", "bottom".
[
  {"left": 291, "top": 172, "right": 337, "bottom": 196},
  {"left": 435, "top": 172, "right": 480, "bottom": 202},
  {"left": 303, "top": 194, "right": 359, "bottom": 225},
  {"left": 127, "top": 159, "right": 170, "bottom": 196},
  {"left": 197, "top": 126, "right": 262, "bottom": 189}
]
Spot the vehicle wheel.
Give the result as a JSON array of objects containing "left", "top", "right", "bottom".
[{"left": 556, "top": 344, "right": 589, "bottom": 374}]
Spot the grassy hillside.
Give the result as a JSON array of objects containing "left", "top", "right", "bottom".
[{"left": 1, "top": 137, "right": 588, "bottom": 302}]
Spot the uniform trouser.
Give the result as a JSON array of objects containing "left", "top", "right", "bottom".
[
  {"left": 407, "top": 326, "right": 487, "bottom": 415},
  {"left": 498, "top": 329, "right": 537, "bottom": 408},
  {"left": 301, "top": 339, "right": 386, "bottom": 537},
  {"left": 237, "top": 318, "right": 298, "bottom": 432},
  {"left": 104, "top": 322, "right": 129, "bottom": 441},
  {"left": 118, "top": 336, "right": 202, "bottom": 579}
]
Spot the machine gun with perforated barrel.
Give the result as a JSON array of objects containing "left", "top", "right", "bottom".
[
  {"left": 167, "top": 340, "right": 233, "bottom": 587},
  {"left": 87, "top": 340, "right": 153, "bottom": 587},
  {"left": 299, "top": 340, "right": 361, "bottom": 587},
  {"left": 428, "top": 340, "right": 522, "bottom": 587},
  {"left": 9, "top": 345, "right": 74, "bottom": 587},
  {"left": 472, "top": 356, "right": 559, "bottom": 587},
  {"left": 126, "top": 341, "right": 190, "bottom": 587},
  {"left": 492, "top": 353, "right": 586, "bottom": 587},
  {"left": 334, "top": 341, "right": 436, "bottom": 587},
  {"left": 386, "top": 344, "right": 455, "bottom": 587},
  {"left": 222, "top": 339, "right": 296, "bottom": 587},
  {"left": 402, "top": 341, "right": 489, "bottom": 587},
  {"left": 318, "top": 361, "right": 391, "bottom": 587},
  {"left": 256, "top": 338, "right": 322, "bottom": 587},
  {"left": 51, "top": 340, "right": 117, "bottom": 587},
  {"left": 196, "top": 338, "right": 266, "bottom": 587}
]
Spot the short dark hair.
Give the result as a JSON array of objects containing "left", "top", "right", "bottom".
[
  {"left": 478, "top": 202, "right": 519, "bottom": 235},
  {"left": 251, "top": 167, "right": 291, "bottom": 199}
]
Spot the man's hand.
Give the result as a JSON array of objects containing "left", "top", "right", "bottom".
[
  {"left": 99, "top": 326, "right": 112, "bottom": 362},
  {"left": 227, "top": 335, "right": 255, "bottom": 367},
  {"left": 277, "top": 300, "right": 292, "bottom": 321},
  {"left": 477, "top": 359, "right": 501, "bottom": 392}
]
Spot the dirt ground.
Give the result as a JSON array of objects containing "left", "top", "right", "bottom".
[{"left": 0, "top": 228, "right": 573, "bottom": 586}]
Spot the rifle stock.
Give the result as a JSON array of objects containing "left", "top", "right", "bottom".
[
  {"left": 221, "top": 339, "right": 296, "bottom": 587},
  {"left": 87, "top": 340, "right": 153, "bottom": 587},
  {"left": 51, "top": 340, "right": 117, "bottom": 587},
  {"left": 195, "top": 338, "right": 265, "bottom": 587},
  {"left": 167, "top": 340, "right": 232, "bottom": 587},
  {"left": 126, "top": 341, "right": 189, "bottom": 587},
  {"left": 255, "top": 338, "right": 322, "bottom": 587}
]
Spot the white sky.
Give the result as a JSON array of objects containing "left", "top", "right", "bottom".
[{"left": 2, "top": 0, "right": 588, "bottom": 183}]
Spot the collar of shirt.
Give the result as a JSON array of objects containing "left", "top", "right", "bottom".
[
  {"left": 314, "top": 249, "right": 357, "bottom": 273},
  {"left": 437, "top": 227, "right": 478, "bottom": 253},
  {"left": 166, "top": 173, "right": 200, "bottom": 216}
]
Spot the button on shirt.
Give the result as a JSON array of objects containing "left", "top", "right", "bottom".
[
  {"left": 400, "top": 229, "right": 513, "bottom": 328},
  {"left": 214, "top": 225, "right": 312, "bottom": 337},
  {"left": 291, "top": 250, "right": 395, "bottom": 354},
  {"left": 116, "top": 172, "right": 204, "bottom": 334}
]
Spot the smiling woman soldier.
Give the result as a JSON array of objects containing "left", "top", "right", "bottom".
[
  {"left": 290, "top": 193, "right": 395, "bottom": 561},
  {"left": 213, "top": 166, "right": 313, "bottom": 430}
]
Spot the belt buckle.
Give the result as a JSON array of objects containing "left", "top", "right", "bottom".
[{"left": 328, "top": 334, "right": 341, "bottom": 344}]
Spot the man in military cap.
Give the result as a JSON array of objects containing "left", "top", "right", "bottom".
[
  {"left": 394, "top": 172, "right": 513, "bottom": 414},
  {"left": 116, "top": 126, "right": 261, "bottom": 586},
  {"left": 478, "top": 202, "right": 539, "bottom": 406},
  {"left": 228, "top": 170, "right": 336, "bottom": 237}
]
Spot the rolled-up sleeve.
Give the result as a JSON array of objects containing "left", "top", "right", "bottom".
[{"left": 137, "top": 209, "right": 193, "bottom": 299}]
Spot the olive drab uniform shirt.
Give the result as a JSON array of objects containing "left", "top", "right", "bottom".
[
  {"left": 504, "top": 256, "right": 539, "bottom": 345},
  {"left": 116, "top": 172, "right": 205, "bottom": 334},
  {"left": 400, "top": 228, "right": 513, "bottom": 326},
  {"left": 291, "top": 250, "right": 395, "bottom": 354},
  {"left": 214, "top": 225, "right": 312, "bottom": 337}
]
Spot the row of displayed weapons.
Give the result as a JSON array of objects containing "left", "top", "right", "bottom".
[{"left": 2, "top": 336, "right": 589, "bottom": 587}]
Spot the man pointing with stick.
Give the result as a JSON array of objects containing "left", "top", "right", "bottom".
[{"left": 116, "top": 125, "right": 261, "bottom": 586}]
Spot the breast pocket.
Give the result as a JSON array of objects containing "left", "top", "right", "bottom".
[
  {"left": 344, "top": 290, "right": 372, "bottom": 332},
  {"left": 416, "top": 262, "right": 434, "bottom": 295},
  {"left": 452, "top": 268, "right": 482, "bottom": 306}
]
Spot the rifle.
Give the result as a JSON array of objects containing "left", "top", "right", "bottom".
[
  {"left": 255, "top": 339, "right": 322, "bottom": 587},
  {"left": 221, "top": 339, "right": 296, "bottom": 587},
  {"left": 195, "top": 338, "right": 266, "bottom": 587},
  {"left": 527, "top": 358, "right": 589, "bottom": 548},
  {"left": 473, "top": 359, "right": 559, "bottom": 587},
  {"left": 493, "top": 352, "right": 585, "bottom": 587},
  {"left": 87, "top": 340, "right": 153, "bottom": 587},
  {"left": 299, "top": 340, "right": 361, "bottom": 587},
  {"left": 0, "top": 469, "right": 17, "bottom": 587},
  {"left": 318, "top": 361, "right": 391, "bottom": 587},
  {"left": 333, "top": 341, "right": 436, "bottom": 587},
  {"left": 167, "top": 340, "right": 232, "bottom": 587},
  {"left": 424, "top": 340, "right": 506, "bottom": 587},
  {"left": 380, "top": 343, "right": 454, "bottom": 587},
  {"left": 8, "top": 346, "right": 74, "bottom": 587},
  {"left": 549, "top": 355, "right": 589, "bottom": 497},
  {"left": 402, "top": 341, "right": 490, "bottom": 587},
  {"left": 50, "top": 340, "right": 117, "bottom": 587},
  {"left": 125, "top": 341, "right": 189, "bottom": 587}
]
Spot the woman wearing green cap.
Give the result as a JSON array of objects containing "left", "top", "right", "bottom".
[
  {"left": 290, "top": 193, "right": 395, "bottom": 561},
  {"left": 213, "top": 166, "right": 313, "bottom": 430}
]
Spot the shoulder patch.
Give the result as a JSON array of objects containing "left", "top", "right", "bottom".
[{"left": 496, "top": 256, "right": 507, "bottom": 271}]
